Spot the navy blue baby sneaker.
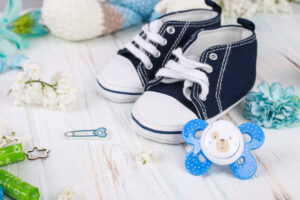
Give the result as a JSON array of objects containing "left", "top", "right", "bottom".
[
  {"left": 131, "top": 18, "right": 258, "bottom": 144},
  {"left": 97, "top": 0, "right": 222, "bottom": 102}
]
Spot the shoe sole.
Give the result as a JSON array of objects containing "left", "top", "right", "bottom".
[
  {"left": 96, "top": 79, "right": 142, "bottom": 103},
  {"left": 131, "top": 98, "right": 244, "bottom": 144}
]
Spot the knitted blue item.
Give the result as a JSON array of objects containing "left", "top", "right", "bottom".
[{"left": 109, "top": 0, "right": 161, "bottom": 29}]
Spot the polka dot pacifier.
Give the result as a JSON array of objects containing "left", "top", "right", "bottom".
[{"left": 182, "top": 119, "right": 265, "bottom": 180}]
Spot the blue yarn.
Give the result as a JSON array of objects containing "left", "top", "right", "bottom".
[
  {"left": 114, "top": 5, "right": 143, "bottom": 29},
  {"left": 111, "top": 0, "right": 161, "bottom": 29}
]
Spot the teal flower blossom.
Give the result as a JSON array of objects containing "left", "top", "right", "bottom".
[
  {"left": 0, "top": 0, "right": 48, "bottom": 74},
  {"left": 244, "top": 82, "right": 300, "bottom": 129}
]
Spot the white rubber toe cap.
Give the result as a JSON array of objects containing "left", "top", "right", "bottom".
[
  {"left": 131, "top": 91, "right": 198, "bottom": 143},
  {"left": 98, "top": 55, "right": 143, "bottom": 93},
  {"left": 97, "top": 55, "right": 144, "bottom": 102}
]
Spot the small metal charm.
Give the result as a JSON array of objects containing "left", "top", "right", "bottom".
[
  {"left": 25, "top": 147, "right": 50, "bottom": 160},
  {"left": 64, "top": 127, "right": 108, "bottom": 140}
]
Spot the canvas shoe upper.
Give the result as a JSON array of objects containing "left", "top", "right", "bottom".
[
  {"left": 97, "top": 0, "right": 222, "bottom": 103},
  {"left": 131, "top": 18, "right": 258, "bottom": 144}
]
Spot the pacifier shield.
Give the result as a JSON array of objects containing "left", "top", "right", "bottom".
[{"left": 201, "top": 120, "right": 244, "bottom": 165}]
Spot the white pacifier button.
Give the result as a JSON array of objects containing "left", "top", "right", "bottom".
[{"left": 201, "top": 120, "right": 244, "bottom": 165}]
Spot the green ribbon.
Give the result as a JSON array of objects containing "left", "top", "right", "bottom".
[
  {"left": 0, "top": 144, "right": 26, "bottom": 167},
  {"left": 0, "top": 169, "right": 39, "bottom": 200}
]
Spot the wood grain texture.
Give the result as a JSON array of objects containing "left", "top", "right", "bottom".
[{"left": 0, "top": 7, "right": 300, "bottom": 200}]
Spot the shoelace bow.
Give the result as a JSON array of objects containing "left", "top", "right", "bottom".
[
  {"left": 156, "top": 48, "right": 213, "bottom": 101},
  {"left": 125, "top": 22, "right": 167, "bottom": 69}
]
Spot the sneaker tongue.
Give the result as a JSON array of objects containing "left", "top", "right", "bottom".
[
  {"left": 183, "top": 43, "right": 202, "bottom": 62},
  {"left": 186, "top": 55, "right": 200, "bottom": 61},
  {"left": 149, "top": 20, "right": 164, "bottom": 34}
]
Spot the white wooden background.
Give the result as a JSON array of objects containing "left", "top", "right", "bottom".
[{"left": 1, "top": 6, "right": 300, "bottom": 200}]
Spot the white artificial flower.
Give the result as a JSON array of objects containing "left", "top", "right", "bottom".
[
  {"left": 22, "top": 60, "right": 42, "bottom": 80},
  {"left": 0, "top": 123, "right": 9, "bottom": 148},
  {"left": 58, "top": 186, "right": 75, "bottom": 200},
  {"left": 156, "top": 0, "right": 292, "bottom": 17},
  {"left": 42, "top": 86, "right": 58, "bottom": 109},
  {"left": 136, "top": 150, "right": 158, "bottom": 165},
  {"left": 12, "top": 91, "right": 26, "bottom": 106},
  {"left": 218, "top": 0, "right": 257, "bottom": 18},
  {"left": 277, "top": 0, "right": 292, "bottom": 13},
  {"left": 255, "top": 0, "right": 292, "bottom": 14},
  {"left": 51, "top": 72, "right": 77, "bottom": 109},
  {"left": 10, "top": 73, "right": 26, "bottom": 91},
  {"left": 0, "top": 123, "right": 31, "bottom": 148},
  {"left": 0, "top": 123, "right": 9, "bottom": 136},
  {"left": 22, "top": 83, "right": 44, "bottom": 105},
  {"left": 216, "top": 0, "right": 292, "bottom": 17},
  {"left": 0, "top": 138, "right": 7, "bottom": 148},
  {"left": 10, "top": 60, "right": 77, "bottom": 110}
]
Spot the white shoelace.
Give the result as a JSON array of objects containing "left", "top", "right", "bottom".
[
  {"left": 125, "top": 21, "right": 167, "bottom": 69},
  {"left": 156, "top": 48, "right": 213, "bottom": 101}
]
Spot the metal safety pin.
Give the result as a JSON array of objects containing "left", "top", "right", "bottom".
[{"left": 64, "top": 128, "right": 108, "bottom": 139}]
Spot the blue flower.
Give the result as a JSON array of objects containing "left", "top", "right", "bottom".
[
  {"left": 0, "top": 59, "right": 8, "bottom": 73},
  {"left": 244, "top": 82, "right": 300, "bottom": 129},
  {"left": 0, "top": 0, "right": 48, "bottom": 60}
]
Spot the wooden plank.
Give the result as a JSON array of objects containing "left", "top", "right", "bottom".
[{"left": 0, "top": 6, "right": 300, "bottom": 200}]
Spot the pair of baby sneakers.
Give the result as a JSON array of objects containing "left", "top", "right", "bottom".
[{"left": 97, "top": 0, "right": 257, "bottom": 144}]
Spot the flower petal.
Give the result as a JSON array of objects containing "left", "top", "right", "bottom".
[
  {"left": 244, "top": 82, "right": 300, "bottom": 129},
  {"left": 283, "top": 86, "right": 295, "bottom": 98},
  {"left": 0, "top": 0, "right": 22, "bottom": 25},
  {"left": 258, "top": 82, "right": 271, "bottom": 98},
  {"left": 250, "top": 103, "right": 263, "bottom": 116},
  {"left": 270, "top": 82, "right": 283, "bottom": 101}
]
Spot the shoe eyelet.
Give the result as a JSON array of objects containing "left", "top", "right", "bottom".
[
  {"left": 167, "top": 26, "right": 175, "bottom": 34},
  {"left": 199, "top": 96, "right": 207, "bottom": 101},
  {"left": 209, "top": 53, "right": 218, "bottom": 61},
  {"left": 161, "top": 39, "right": 167, "bottom": 46},
  {"left": 145, "top": 63, "right": 153, "bottom": 70},
  {"left": 154, "top": 51, "right": 161, "bottom": 58}
]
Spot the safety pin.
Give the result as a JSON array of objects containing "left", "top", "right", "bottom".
[{"left": 64, "top": 128, "right": 108, "bottom": 140}]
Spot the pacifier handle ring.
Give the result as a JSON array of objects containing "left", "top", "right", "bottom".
[
  {"left": 230, "top": 152, "right": 257, "bottom": 180},
  {"left": 182, "top": 119, "right": 208, "bottom": 146},
  {"left": 238, "top": 123, "right": 265, "bottom": 150},
  {"left": 185, "top": 150, "right": 212, "bottom": 176}
]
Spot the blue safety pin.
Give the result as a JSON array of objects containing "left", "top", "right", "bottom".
[{"left": 64, "top": 128, "right": 108, "bottom": 139}]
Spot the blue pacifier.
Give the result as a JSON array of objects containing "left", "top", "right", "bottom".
[{"left": 182, "top": 119, "right": 265, "bottom": 180}]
